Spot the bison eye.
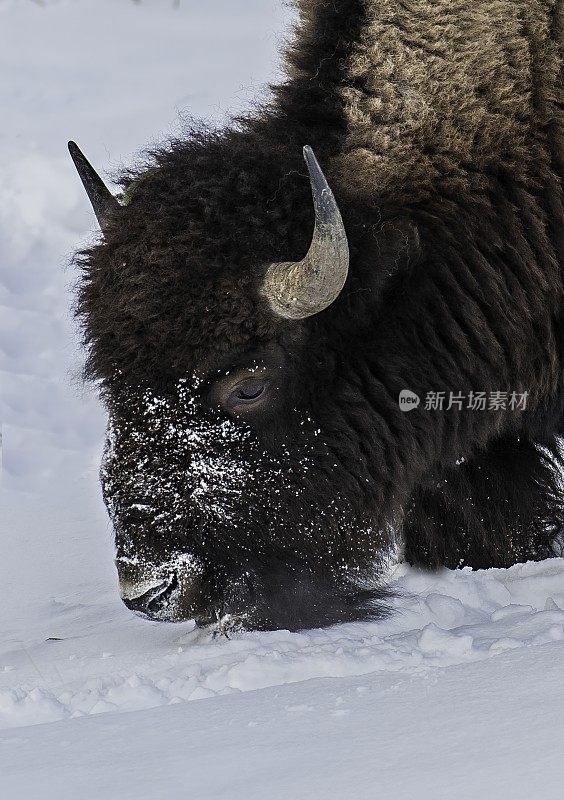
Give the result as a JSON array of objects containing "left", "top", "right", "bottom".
[
  {"left": 208, "top": 362, "right": 279, "bottom": 413},
  {"left": 229, "top": 380, "right": 267, "bottom": 406}
]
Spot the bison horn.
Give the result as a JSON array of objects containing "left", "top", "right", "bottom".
[
  {"left": 68, "top": 141, "right": 121, "bottom": 231},
  {"left": 261, "top": 145, "right": 349, "bottom": 320}
]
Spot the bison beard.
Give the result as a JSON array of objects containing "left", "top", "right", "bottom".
[{"left": 70, "top": 0, "right": 563, "bottom": 631}]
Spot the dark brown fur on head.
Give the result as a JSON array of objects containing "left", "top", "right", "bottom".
[{"left": 73, "top": 0, "right": 564, "bottom": 630}]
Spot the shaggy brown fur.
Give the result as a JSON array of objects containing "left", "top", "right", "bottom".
[
  {"left": 72, "top": 0, "right": 564, "bottom": 630},
  {"left": 335, "top": 0, "right": 563, "bottom": 201}
]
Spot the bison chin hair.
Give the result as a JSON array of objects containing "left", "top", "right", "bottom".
[{"left": 117, "top": 556, "right": 397, "bottom": 633}]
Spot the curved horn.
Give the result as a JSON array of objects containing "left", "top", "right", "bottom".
[
  {"left": 261, "top": 145, "right": 349, "bottom": 320},
  {"left": 68, "top": 141, "right": 121, "bottom": 231}
]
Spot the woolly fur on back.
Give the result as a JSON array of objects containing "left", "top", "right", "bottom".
[{"left": 322, "top": 0, "right": 563, "bottom": 201}]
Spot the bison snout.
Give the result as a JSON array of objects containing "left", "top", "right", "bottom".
[
  {"left": 116, "top": 553, "right": 207, "bottom": 621},
  {"left": 120, "top": 572, "right": 178, "bottom": 618}
]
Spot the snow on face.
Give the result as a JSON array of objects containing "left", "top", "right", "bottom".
[
  {"left": 102, "top": 376, "right": 313, "bottom": 611},
  {"left": 101, "top": 375, "right": 396, "bottom": 624},
  {"left": 103, "top": 376, "right": 267, "bottom": 549},
  {"left": 101, "top": 377, "right": 264, "bottom": 617}
]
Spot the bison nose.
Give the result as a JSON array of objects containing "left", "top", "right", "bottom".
[{"left": 120, "top": 573, "right": 178, "bottom": 618}]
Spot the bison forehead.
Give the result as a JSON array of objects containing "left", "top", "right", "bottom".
[
  {"left": 77, "top": 138, "right": 312, "bottom": 383},
  {"left": 81, "top": 232, "right": 288, "bottom": 385}
]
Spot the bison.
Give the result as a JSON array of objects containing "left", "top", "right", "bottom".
[{"left": 69, "top": 0, "right": 563, "bottom": 631}]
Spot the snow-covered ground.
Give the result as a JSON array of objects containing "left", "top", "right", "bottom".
[{"left": 2, "top": 2, "right": 564, "bottom": 798}]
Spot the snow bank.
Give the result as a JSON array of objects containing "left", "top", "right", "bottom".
[
  {"left": 2, "top": 482, "right": 564, "bottom": 731},
  {"left": 3, "top": 643, "right": 564, "bottom": 800}
]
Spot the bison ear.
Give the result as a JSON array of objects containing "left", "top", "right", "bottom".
[{"left": 68, "top": 141, "right": 121, "bottom": 232}]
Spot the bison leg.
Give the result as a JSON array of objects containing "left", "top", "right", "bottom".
[{"left": 402, "top": 435, "right": 563, "bottom": 570}]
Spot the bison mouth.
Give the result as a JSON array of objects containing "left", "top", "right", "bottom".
[{"left": 123, "top": 572, "right": 179, "bottom": 618}]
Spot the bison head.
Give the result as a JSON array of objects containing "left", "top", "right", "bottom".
[{"left": 69, "top": 132, "right": 422, "bottom": 631}]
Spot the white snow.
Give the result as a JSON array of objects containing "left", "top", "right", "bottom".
[{"left": 1, "top": 2, "right": 564, "bottom": 798}]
